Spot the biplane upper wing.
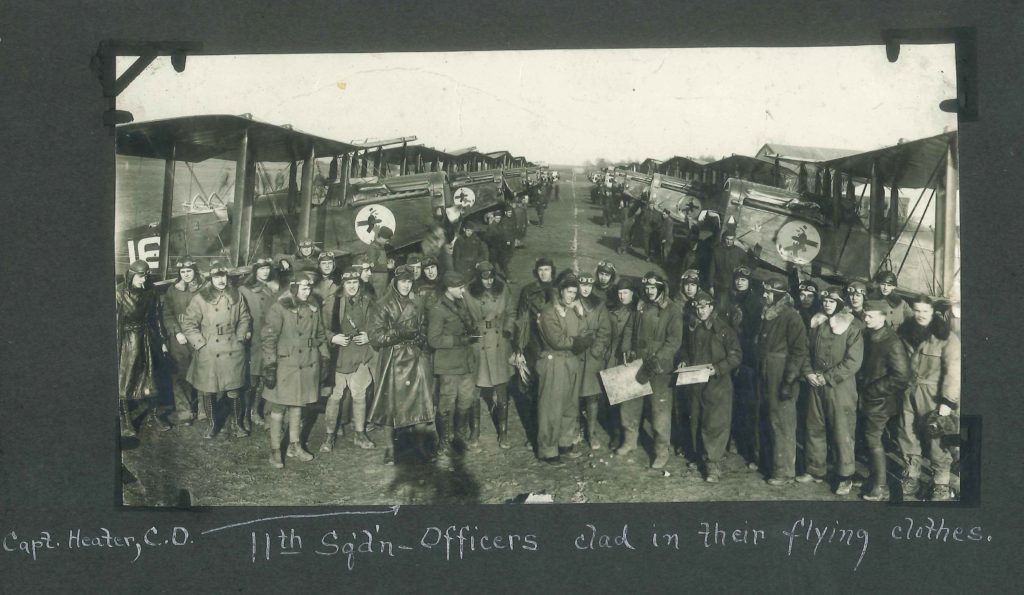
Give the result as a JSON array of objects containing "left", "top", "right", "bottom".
[
  {"left": 116, "top": 114, "right": 360, "bottom": 162},
  {"left": 821, "top": 132, "right": 956, "bottom": 189}
]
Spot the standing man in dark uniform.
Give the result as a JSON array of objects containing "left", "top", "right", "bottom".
[
  {"left": 604, "top": 277, "right": 637, "bottom": 450},
  {"left": 756, "top": 278, "right": 809, "bottom": 486},
  {"left": 530, "top": 180, "right": 548, "bottom": 228},
  {"left": 871, "top": 270, "right": 913, "bottom": 329},
  {"left": 451, "top": 221, "right": 490, "bottom": 278},
  {"left": 659, "top": 211, "right": 675, "bottom": 263},
  {"left": 617, "top": 194, "right": 643, "bottom": 255},
  {"left": 415, "top": 256, "right": 441, "bottom": 305},
  {"left": 601, "top": 176, "right": 617, "bottom": 227},
  {"left": 117, "top": 260, "right": 169, "bottom": 437},
  {"left": 639, "top": 197, "right": 661, "bottom": 262},
  {"left": 594, "top": 260, "right": 618, "bottom": 308},
  {"left": 405, "top": 253, "right": 424, "bottom": 284},
  {"left": 314, "top": 251, "right": 339, "bottom": 301},
  {"left": 365, "top": 226, "right": 395, "bottom": 300},
  {"left": 682, "top": 290, "right": 742, "bottom": 482},
  {"left": 795, "top": 278, "right": 822, "bottom": 329},
  {"left": 350, "top": 256, "right": 377, "bottom": 301},
  {"left": 618, "top": 273, "right": 684, "bottom": 469},
  {"left": 576, "top": 273, "right": 613, "bottom": 451},
  {"left": 368, "top": 265, "right": 436, "bottom": 465},
  {"left": 846, "top": 281, "right": 868, "bottom": 322},
  {"left": 313, "top": 250, "right": 341, "bottom": 403},
  {"left": 708, "top": 225, "right": 755, "bottom": 298},
  {"left": 238, "top": 257, "right": 276, "bottom": 430},
  {"left": 674, "top": 269, "right": 702, "bottom": 312},
  {"left": 718, "top": 265, "right": 762, "bottom": 469},
  {"left": 513, "top": 257, "right": 557, "bottom": 447},
  {"left": 486, "top": 210, "right": 516, "bottom": 279},
  {"left": 428, "top": 271, "right": 480, "bottom": 456},
  {"left": 293, "top": 237, "right": 320, "bottom": 273},
  {"left": 161, "top": 257, "right": 201, "bottom": 426},
  {"left": 857, "top": 300, "right": 910, "bottom": 501},
  {"left": 181, "top": 262, "right": 252, "bottom": 439},
  {"left": 512, "top": 193, "right": 530, "bottom": 244}
]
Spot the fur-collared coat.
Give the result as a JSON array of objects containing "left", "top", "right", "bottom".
[
  {"left": 802, "top": 310, "right": 864, "bottom": 405},
  {"left": 898, "top": 315, "right": 961, "bottom": 411},
  {"left": 261, "top": 293, "right": 328, "bottom": 406},
  {"left": 160, "top": 280, "right": 199, "bottom": 373},
  {"left": 182, "top": 285, "right": 252, "bottom": 393}
]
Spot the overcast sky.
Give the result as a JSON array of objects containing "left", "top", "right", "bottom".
[{"left": 118, "top": 46, "right": 956, "bottom": 165}]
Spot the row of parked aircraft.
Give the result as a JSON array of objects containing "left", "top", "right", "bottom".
[{"left": 116, "top": 114, "right": 958, "bottom": 300}]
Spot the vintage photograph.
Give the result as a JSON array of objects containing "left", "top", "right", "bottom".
[{"left": 115, "top": 46, "right": 961, "bottom": 506}]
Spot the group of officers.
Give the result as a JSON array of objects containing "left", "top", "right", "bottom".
[
  {"left": 117, "top": 177, "right": 959, "bottom": 502},
  {"left": 115, "top": 171, "right": 563, "bottom": 470}
]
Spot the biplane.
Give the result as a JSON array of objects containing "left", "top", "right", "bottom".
[
  {"left": 115, "top": 115, "right": 530, "bottom": 280},
  {"left": 500, "top": 166, "right": 541, "bottom": 196},
  {"left": 628, "top": 132, "right": 960, "bottom": 298}
]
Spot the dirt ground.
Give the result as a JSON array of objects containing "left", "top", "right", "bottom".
[{"left": 121, "top": 172, "right": 944, "bottom": 507}]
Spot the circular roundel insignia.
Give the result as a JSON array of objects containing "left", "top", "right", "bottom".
[
  {"left": 774, "top": 219, "right": 822, "bottom": 265},
  {"left": 453, "top": 187, "right": 476, "bottom": 209},
  {"left": 677, "top": 196, "right": 703, "bottom": 222},
  {"left": 354, "top": 204, "right": 397, "bottom": 245}
]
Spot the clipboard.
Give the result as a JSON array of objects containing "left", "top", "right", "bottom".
[
  {"left": 599, "top": 359, "right": 653, "bottom": 405},
  {"left": 674, "top": 363, "right": 716, "bottom": 386}
]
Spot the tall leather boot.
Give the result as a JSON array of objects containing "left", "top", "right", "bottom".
[
  {"left": 352, "top": 399, "right": 375, "bottom": 449},
  {"left": 383, "top": 426, "right": 395, "bottom": 465},
  {"left": 616, "top": 427, "right": 638, "bottom": 456},
  {"left": 232, "top": 396, "right": 249, "bottom": 438},
  {"left": 863, "top": 448, "right": 889, "bottom": 501},
  {"left": 267, "top": 411, "right": 284, "bottom": 469},
  {"left": 201, "top": 393, "right": 216, "bottom": 439},
  {"left": 453, "top": 408, "right": 473, "bottom": 453},
  {"left": 468, "top": 398, "right": 481, "bottom": 447},
  {"left": 286, "top": 407, "right": 314, "bottom": 461},
  {"left": 436, "top": 409, "right": 454, "bottom": 457},
  {"left": 119, "top": 400, "right": 136, "bottom": 438},
  {"left": 495, "top": 387, "right": 511, "bottom": 450},
  {"left": 608, "top": 404, "right": 622, "bottom": 451},
  {"left": 339, "top": 394, "right": 352, "bottom": 438},
  {"left": 584, "top": 396, "right": 602, "bottom": 451},
  {"left": 247, "top": 383, "right": 264, "bottom": 430},
  {"left": 415, "top": 423, "right": 438, "bottom": 463},
  {"left": 144, "top": 398, "right": 172, "bottom": 432},
  {"left": 320, "top": 397, "right": 341, "bottom": 453}
]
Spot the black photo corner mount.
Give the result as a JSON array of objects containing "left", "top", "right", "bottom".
[
  {"left": 882, "top": 27, "right": 978, "bottom": 121},
  {"left": 91, "top": 40, "right": 204, "bottom": 129}
]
